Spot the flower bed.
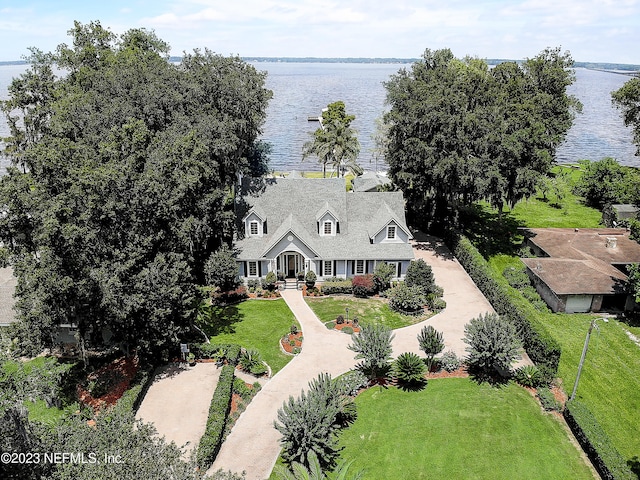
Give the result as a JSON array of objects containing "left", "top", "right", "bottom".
[{"left": 280, "top": 332, "right": 303, "bottom": 354}]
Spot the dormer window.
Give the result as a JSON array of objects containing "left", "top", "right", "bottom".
[
  {"left": 324, "top": 221, "right": 332, "bottom": 235},
  {"left": 387, "top": 225, "right": 396, "bottom": 239},
  {"left": 250, "top": 221, "right": 259, "bottom": 236}
]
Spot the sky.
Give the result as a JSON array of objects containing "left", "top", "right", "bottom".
[{"left": 0, "top": 0, "right": 639, "bottom": 64}]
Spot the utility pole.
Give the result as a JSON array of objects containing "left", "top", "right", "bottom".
[{"left": 569, "top": 318, "right": 597, "bottom": 402}]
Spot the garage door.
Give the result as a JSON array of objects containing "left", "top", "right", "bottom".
[{"left": 565, "top": 295, "right": 593, "bottom": 313}]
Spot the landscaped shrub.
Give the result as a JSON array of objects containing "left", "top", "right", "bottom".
[
  {"left": 335, "top": 370, "right": 369, "bottom": 396},
  {"left": 341, "top": 326, "right": 354, "bottom": 335},
  {"left": 450, "top": 234, "right": 561, "bottom": 382},
  {"left": 564, "top": 400, "right": 635, "bottom": 480},
  {"left": 275, "top": 373, "right": 352, "bottom": 470},
  {"left": 232, "top": 377, "right": 255, "bottom": 401},
  {"left": 405, "top": 258, "right": 436, "bottom": 294},
  {"left": 417, "top": 325, "right": 444, "bottom": 371},
  {"left": 264, "top": 271, "right": 277, "bottom": 290},
  {"left": 392, "top": 352, "right": 427, "bottom": 385},
  {"left": 205, "top": 245, "right": 240, "bottom": 291},
  {"left": 197, "top": 364, "right": 234, "bottom": 468},
  {"left": 440, "top": 350, "right": 461, "bottom": 372},
  {"left": 514, "top": 365, "right": 544, "bottom": 388},
  {"left": 305, "top": 270, "right": 317, "bottom": 288},
  {"left": 426, "top": 294, "right": 446, "bottom": 311},
  {"left": 464, "top": 313, "right": 522, "bottom": 381},
  {"left": 195, "top": 343, "right": 241, "bottom": 364},
  {"left": 336, "top": 315, "right": 345, "bottom": 324},
  {"left": 536, "top": 387, "right": 561, "bottom": 412},
  {"left": 387, "top": 283, "right": 426, "bottom": 314},
  {"left": 373, "top": 262, "right": 396, "bottom": 292},
  {"left": 348, "top": 324, "right": 395, "bottom": 380},
  {"left": 238, "top": 349, "right": 267, "bottom": 376},
  {"left": 352, "top": 274, "right": 375, "bottom": 297},
  {"left": 321, "top": 280, "right": 353, "bottom": 295},
  {"left": 246, "top": 278, "right": 261, "bottom": 291}
]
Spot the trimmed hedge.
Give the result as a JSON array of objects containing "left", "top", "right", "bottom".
[
  {"left": 196, "top": 364, "right": 235, "bottom": 468},
  {"left": 450, "top": 234, "right": 561, "bottom": 380},
  {"left": 321, "top": 280, "right": 353, "bottom": 295},
  {"left": 564, "top": 400, "right": 635, "bottom": 480},
  {"left": 112, "top": 366, "right": 154, "bottom": 415},
  {"left": 352, "top": 274, "right": 375, "bottom": 297}
]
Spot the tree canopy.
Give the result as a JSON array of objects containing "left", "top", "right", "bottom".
[
  {"left": 302, "top": 101, "right": 361, "bottom": 177},
  {"left": 384, "top": 47, "right": 580, "bottom": 228},
  {"left": 0, "top": 21, "right": 272, "bottom": 357},
  {"left": 612, "top": 75, "right": 640, "bottom": 157}
]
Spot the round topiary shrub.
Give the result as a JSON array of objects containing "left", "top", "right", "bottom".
[
  {"left": 264, "top": 271, "right": 277, "bottom": 291},
  {"left": 387, "top": 283, "right": 426, "bottom": 314},
  {"left": 305, "top": 270, "right": 317, "bottom": 288}
]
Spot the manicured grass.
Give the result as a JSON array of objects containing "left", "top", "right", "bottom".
[
  {"left": 305, "top": 296, "right": 430, "bottom": 329},
  {"left": 198, "top": 299, "right": 299, "bottom": 374},
  {"left": 338, "top": 378, "right": 595, "bottom": 479},
  {"left": 541, "top": 314, "right": 640, "bottom": 462}
]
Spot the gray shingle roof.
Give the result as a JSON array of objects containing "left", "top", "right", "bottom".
[{"left": 236, "top": 178, "right": 414, "bottom": 261}]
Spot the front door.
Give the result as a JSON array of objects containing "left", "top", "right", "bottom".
[{"left": 287, "top": 255, "right": 296, "bottom": 278}]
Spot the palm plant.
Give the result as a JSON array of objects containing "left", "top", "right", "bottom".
[
  {"left": 417, "top": 325, "right": 445, "bottom": 371},
  {"left": 302, "top": 119, "right": 361, "bottom": 178}
]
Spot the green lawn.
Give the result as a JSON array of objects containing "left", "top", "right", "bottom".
[
  {"left": 338, "top": 378, "right": 595, "bottom": 479},
  {"left": 198, "top": 299, "right": 299, "bottom": 374},
  {"left": 305, "top": 296, "right": 429, "bottom": 329},
  {"left": 541, "top": 314, "right": 640, "bottom": 462}
]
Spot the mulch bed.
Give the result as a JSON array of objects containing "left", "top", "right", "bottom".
[
  {"left": 281, "top": 332, "right": 303, "bottom": 354},
  {"left": 77, "top": 356, "right": 139, "bottom": 412},
  {"left": 426, "top": 366, "right": 469, "bottom": 379},
  {"left": 333, "top": 322, "right": 361, "bottom": 333}
]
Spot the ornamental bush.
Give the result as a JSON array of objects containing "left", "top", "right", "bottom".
[
  {"left": 536, "top": 387, "right": 561, "bottom": 411},
  {"left": 373, "top": 262, "right": 396, "bottom": 292},
  {"left": 417, "top": 325, "right": 445, "bottom": 371},
  {"left": 405, "top": 258, "right": 436, "bottom": 294},
  {"left": 321, "top": 280, "right": 353, "bottom": 295},
  {"left": 514, "top": 364, "right": 544, "bottom": 388},
  {"left": 264, "top": 271, "right": 277, "bottom": 290},
  {"left": 440, "top": 350, "right": 461, "bottom": 372},
  {"left": 463, "top": 313, "right": 521, "bottom": 381},
  {"left": 348, "top": 324, "right": 395, "bottom": 380},
  {"left": 392, "top": 352, "right": 427, "bottom": 385},
  {"left": 352, "top": 274, "right": 375, "bottom": 297},
  {"left": 387, "top": 283, "right": 426, "bottom": 314}
]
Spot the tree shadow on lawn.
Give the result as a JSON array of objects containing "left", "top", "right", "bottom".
[
  {"left": 397, "top": 378, "right": 428, "bottom": 392},
  {"left": 467, "top": 364, "right": 511, "bottom": 388},
  {"left": 459, "top": 204, "right": 526, "bottom": 258},
  {"left": 197, "top": 305, "right": 244, "bottom": 337}
]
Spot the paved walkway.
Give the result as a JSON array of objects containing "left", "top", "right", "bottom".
[
  {"left": 210, "top": 233, "right": 529, "bottom": 479},
  {"left": 136, "top": 363, "right": 221, "bottom": 457}
]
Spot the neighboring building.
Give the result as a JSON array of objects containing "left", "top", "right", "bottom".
[
  {"left": 351, "top": 171, "right": 392, "bottom": 192},
  {"left": 235, "top": 176, "right": 414, "bottom": 281},
  {"left": 521, "top": 228, "right": 640, "bottom": 313}
]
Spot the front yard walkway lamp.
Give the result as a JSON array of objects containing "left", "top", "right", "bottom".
[
  {"left": 569, "top": 318, "right": 601, "bottom": 402},
  {"left": 345, "top": 307, "right": 349, "bottom": 324}
]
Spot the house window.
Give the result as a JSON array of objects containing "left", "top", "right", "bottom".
[
  {"left": 323, "top": 260, "right": 333, "bottom": 277},
  {"left": 248, "top": 261, "right": 258, "bottom": 277},
  {"left": 250, "top": 221, "right": 259, "bottom": 236},
  {"left": 324, "top": 221, "right": 332, "bottom": 235},
  {"left": 355, "top": 260, "right": 365, "bottom": 275},
  {"left": 387, "top": 225, "right": 396, "bottom": 239}
]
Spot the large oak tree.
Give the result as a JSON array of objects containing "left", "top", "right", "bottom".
[
  {"left": 0, "top": 21, "right": 272, "bottom": 357},
  {"left": 384, "top": 47, "right": 580, "bottom": 228}
]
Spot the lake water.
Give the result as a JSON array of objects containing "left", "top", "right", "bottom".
[{"left": 1, "top": 62, "right": 637, "bottom": 173}]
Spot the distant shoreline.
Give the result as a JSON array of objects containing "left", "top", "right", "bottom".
[{"left": 2, "top": 57, "right": 639, "bottom": 72}]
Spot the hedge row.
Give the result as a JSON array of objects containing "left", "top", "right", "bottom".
[
  {"left": 112, "top": 366, "right": 154, "bottom": 415},
  {"left": 449, "top": 234, "right": 561, "bottom": 380},
  {"left": 564, "top": 400, "right": 635, "bottom": 480},
  {"left": 196, "top": 364, "right": 235, "bottom": 468},
  {"left": 321, "top": 280, "right": 353, "bottom": 295}
]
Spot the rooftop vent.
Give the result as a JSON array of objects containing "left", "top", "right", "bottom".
[{"left": 606, "top": 237, "right": 617, "bottom": 249}]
